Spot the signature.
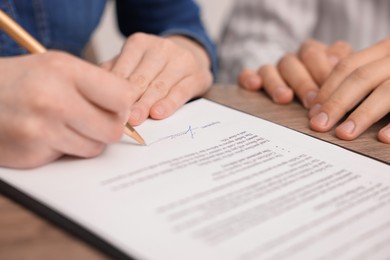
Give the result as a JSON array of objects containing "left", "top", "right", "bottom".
[{"left": 147, "top": 121, "right": 221, "bottom": 146}]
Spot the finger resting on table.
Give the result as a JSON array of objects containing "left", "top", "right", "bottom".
[
  {"left": 258, "top": 64, "right": 293, "bottom": 104},
  {"left": 310, "top": 56, "right": 390, "bottom": 119},
  {"left": 335, "top": 81, "right": 390, "bottom": 141},
  {"left": 326, "top": 41, "right": 352, "bottom": 66},
  {"left": 298, "top": 40, "right": 331, "bottom": 85},
  {"left": 311, "top": 40, "right": 390, "bottom": 109},
  {"left": 277, "top": 54, "right": 319, "bottom": 108},
  {"left": 378, "top": 123, "right": 390, "bottom": 144},
  {"left": 238, "top": 69, "right": 262, "bottom": 91}
]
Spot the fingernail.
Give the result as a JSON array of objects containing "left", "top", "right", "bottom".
[
  {"left": 273, "top": 86, "right": 287, "bottom": 102},
  {"left": 309, "top": 104, "right": 322, "bottom": 118},
  {"left": 153, "top": 105, "right": 165, "bottom": 116},
  {"left": 129, "top": 108, "right": 141, "bottom": 123},
  {"left": 304, "top": 90, "right": 317, "bottom": 108},
  {"left": 311, "top": 112, "right": 329, "bottom": 127},
  {"left": 246, "top": 76, "right": 260, "bottom": 88},
  {"left": 338, "top": 120, "right": 356, "bottom": 134},
  {"left": 381, "top": 128, "right": 390, "bottom": 139},
  {"left": 328, "top": 55, "right": 340, "bottom": 66}
]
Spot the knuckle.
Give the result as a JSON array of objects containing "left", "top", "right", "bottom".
[
  {"left": 44, "top": 51, "right": 73, "bottom": 69},
  {"left": 258, "top": 64, "right": 274, "bottom": 74},
  {"left": 300, "top": 39, "right": 320, "bottom": 52},
  {"left": 181, "top": 49, "right": 195, "bottom": 63},
  {"left": 113, "top": 68, "right": 129, "bottom": 79},
  {"left": 128, "top": 32, "right": 148, "bottom": 44},
  {"left": 166, "top": 95, "right": 181, "bottom": 111},
  {"left": 157, "top": 38, "right": 175, "bottom": 51},
  {"left": 350, "top": 67, "right": 371, "bottom": 82},
  {"left": 277, "top": 55, "right": 291, "bottom": 70},
  {"left": 354, "top": 105, "right": 372, "bottom": 119},
  {"left": 376, "top": 81, "right": 390, "bottom": 104},
  {"left": 334, "top": 59, "right": 354, "bottom": 75},
  {"left": 279, "top": 53, "right": 295, "bottom": 65},
  {"left": 298, "top": 79, "right": 316, "bottom": 90},
  {"left": 381, "top": 81, "right": 390, "bottom": 92},
  {"left": 29, "top": 92, "right": 66, "bottom": 117},
  {"left": 13, "top": 118, "right": 42, "bottom": 142},
  {"left": 129, "top": 74, "right": 148, "bottom": 91},
  {"left": 333, "top": 40, "right": 351, "bottom": 50},
  {"left": 300, "top": 46, "right": 320, "bottom": 61},
  {"left": 324, "top": 96, "right": 348, "bottom": 114},
  {"left": 29, "top": 92, "right": 52, "bottom": 111},
  {"left": 151, "top": 80, "right": 169, "bottom": 94},
  {"left": 172, "top": 85, "right": 190, "bottom": 105}
]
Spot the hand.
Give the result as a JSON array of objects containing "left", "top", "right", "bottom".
[
  {"left": 309, "top": 39, "right": 390, "bottom": 143},
  {"left": 101, "top": 33, "right": 213, "bottom": 126},
  {"left": 238, "top": 40, "right": 351, "bottom": 108},
  {"left": 0, "top": 51, "right": 137, "bottom": 168}
]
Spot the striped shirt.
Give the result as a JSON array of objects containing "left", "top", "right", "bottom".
[{"left": 218, "top": 0, "right": 390, "bottom": 83}]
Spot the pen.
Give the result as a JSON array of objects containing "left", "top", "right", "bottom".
[{"left": 0, "top": 9, "right": 145, "bottom": 145}]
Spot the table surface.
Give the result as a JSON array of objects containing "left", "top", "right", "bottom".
[{"left": 1, "top": 85, "right": 389, "bottom": 260}]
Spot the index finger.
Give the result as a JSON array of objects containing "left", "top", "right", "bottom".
[
  {"left": 298, "top": 39, "right": 330, "bottom": 85},
  {"left": 310, "top": 39, "right": 390, "bottom": 116},
  {"left": 326, "top": 41, "right": 352, "bottom": 66},
  {"left": 73, "top": 59, "right": 136, "bottom": 115}
]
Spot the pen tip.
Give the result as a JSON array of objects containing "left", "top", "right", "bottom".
[
  {"left": 133, "top": 131, "right": 146, "bottom": 146},
  {"left": 124, "top": 122, "right": 146, "bottom": 145}
]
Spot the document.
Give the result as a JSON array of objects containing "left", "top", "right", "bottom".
[{"left": 0, "top": 99, "right": 389, "bottom": 260}]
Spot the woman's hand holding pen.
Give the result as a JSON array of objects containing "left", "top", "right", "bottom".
[
  {"left": 0, "top": 52, "right": 138, "bottom": 168},
  {"left": 101, "top": 33, "right": 213, "bottom": 126}
]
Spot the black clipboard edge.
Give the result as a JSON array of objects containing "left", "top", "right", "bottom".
[{"left": 0, "top": 179, "right": 136, "bottom": 260}]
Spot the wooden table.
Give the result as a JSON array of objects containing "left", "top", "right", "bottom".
[{"left": 1, "top": 85, "right": 389, "bottom": 260}]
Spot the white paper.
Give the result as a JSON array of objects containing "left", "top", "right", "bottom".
[{"left": 0, "top": 99, "right": 389, "bottom": 260}]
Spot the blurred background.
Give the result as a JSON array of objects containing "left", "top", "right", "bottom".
[{"left": 91, "top": 0, "right": 234, "bottom": 63}]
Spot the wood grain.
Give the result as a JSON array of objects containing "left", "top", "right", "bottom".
[
  {"left": 205, "top": 85, "right": 390, "bottom": 163},
  {"left": 0, "top": 85, "right": 388, "bottom": 259}
]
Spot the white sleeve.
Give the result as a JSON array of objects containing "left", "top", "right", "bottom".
[{"left": 218, "top": 0, "right": 319, "bottom": 83}]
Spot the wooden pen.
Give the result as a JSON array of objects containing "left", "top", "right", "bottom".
[{"left": 0, "top": 9, "right": 145, "bottom": 145}]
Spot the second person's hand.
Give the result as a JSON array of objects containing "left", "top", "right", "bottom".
[
  {"left": 309, "top": 39, "right": 390, "bottom": 143},
  {"left": 238, "top": 39, "right": 351, "bottom": 108}
]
